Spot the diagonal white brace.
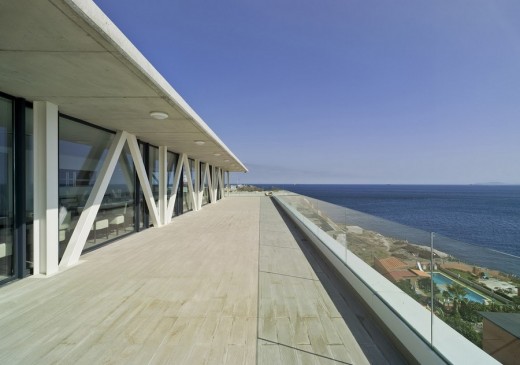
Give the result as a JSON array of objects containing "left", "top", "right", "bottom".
[
  {"left": 206, "top": 164, "right": 215, "bottom": 203},
  {"left": 182, "top": 154, "right": 197, "bottom": 211},
  {"left": 194, "top": 159, "right": 200, "bottom": 210},
  {"left": 211, "top": 165, "right": 218, "bottom": 203},
  {"left": 166, "top": 153, "right": 184, "bottom": 221},
  {"left": 126, "top": 134, "right": 160, "bottom": 228},
  {"left": 59, "top": 130, "right": 128, "bottom": 268},
  {"left": 159, "top": 146, "right": 168, "bottom": 225}
]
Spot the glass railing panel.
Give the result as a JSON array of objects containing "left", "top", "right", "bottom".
[
  {"left": 275, "top": 192, "right": 435, "bottom": 337},
  {"left": 431, "top": 232, "right": 519, "bottom": 349},
  {"left": 273, "top": 190, "right": 518, "bottom": 359}
]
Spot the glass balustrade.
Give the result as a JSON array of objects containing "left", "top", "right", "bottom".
[{"left": 272, "top": 190, "right": 519, "bottom": 357}]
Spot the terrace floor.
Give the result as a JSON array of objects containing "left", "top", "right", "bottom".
[{"left": 0, "top": 196, "right": 405, "bottom": 364}]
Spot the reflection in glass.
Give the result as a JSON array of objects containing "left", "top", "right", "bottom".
[
  {"left": 216, "top": 169, "right": 222, "bottom": 200},
  {"left": 58, "top": 117, "right": 113, "bottom": 257},
  {"left": 25, "top": 107, "right": 33, "bottom": 272},
  {"left": 0, "top": 97, "right": 13, "bottom": 280},
  {"left": 175, "top": 169, "right": 184, "bottom": 216},
  {"left": 167, "top": 152, "right": 178, "bottom": 217},
  {"left": 138, "top": 143, "right": 145, "bottom": 230},
  {"left": 149, "top": 146, "right": 159, "bottom": 207},
  {"left": 83, "top": 145, "right": 135, "bottom": 250},
  {"left": 201, "top": 162, "right": 209, "bottom": 206},
  {"left": 182, "top": 159, "right": 195, "bottom": 213},
  {"left": 59, "top": 117, "right": 139, "bottom": 257}
]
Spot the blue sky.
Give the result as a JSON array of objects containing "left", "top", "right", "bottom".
[{"left": 94, "top": 0, "right": 520, "bottom": 184}]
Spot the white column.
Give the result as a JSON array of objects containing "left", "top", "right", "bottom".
[
  {"left": 33, "top": 101, "right": 59, "bottom": 276},
  {"left": 194, "top": 159, "right": 200, "bottom": 210},
  {"left": 59, "top": 131, "right": 128, "bottom": 268},
  {"left": 159, "top": 146, "right": 168, "bottom": 225}
]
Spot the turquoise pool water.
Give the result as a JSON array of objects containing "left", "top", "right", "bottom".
[{"left": 432, "top": 273, "right": 487, "bottom": 304}]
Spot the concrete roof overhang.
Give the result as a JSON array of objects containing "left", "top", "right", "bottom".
[{"left": 0, "top": 0, "right": 247, "bottom": 172}]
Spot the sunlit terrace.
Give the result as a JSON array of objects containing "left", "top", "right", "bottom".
[{"left": 0, "top": 196, "right": 404, "bottom": 364}]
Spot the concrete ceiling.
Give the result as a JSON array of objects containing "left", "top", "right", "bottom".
[{"left": 0, "top": 0, "right": 247, "bottom": 172}]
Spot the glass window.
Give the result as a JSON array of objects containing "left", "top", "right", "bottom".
[
  {"left": 182, "top": 169, "right": 190, "bottom": 213},
  {"left": 217, "top": 170, "right": 222, "bottom": 200},
  {"left": 167, "top": 152, "right": 178, "bottom": 217},
  {"left": 137, "top": 142, "right": 146, "bottom": 230},
  {"left": 149, "top": 146, "right": 159, "bottom": 208},
  {"left": 59, "top": 118, "right": 137, "bottom": 253},
  {"left": 25, "top": 107, "right": 33, "bottom": 272},
  {"left": 58, "top": 117, "right": 116, "bottom": 257},
  {"left": 201, "top": 162, "right": 209, "bottom": 206},
  {"left": 182, "top": 159, "right": 195, "bottom": 213},
  {"left": 83, "top": 144, "right": 135, "bottom": 250},
  {"left": 0, "top": 96, "right": 13, "bottom": 280},
  {"left": 175, "top": 167, "right": 184, "bottom": 216}
]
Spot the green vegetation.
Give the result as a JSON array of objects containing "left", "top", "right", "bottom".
[
  {"left": 446, "top": 283, "right": 467, "bottom": 315},
  {"left": 396, "top": 280, "right": 422, "bottom": 302},
  {"left": 418, "top": 278, "right": 440, "bottom": 295},
  {"left": 235, "top": 185, "right": 282, "bottom": 192},
  {"left": 449, "top": 269, "right": 477, "bottom": 282},
  {"left": 398, "top": 277, "right": 520, "bottom": 349},
  {"left": 236, "top": 185, "right": 262, "bottom": 192},
  {"left": 439, "top": 314, "right": 482, "bottom": 347}
]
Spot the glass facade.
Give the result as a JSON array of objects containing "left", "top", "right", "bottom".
[
  {"left": 0, "top": 90, "right": 227, "bottom": 286},
  {"left": 217, "top": 170, "right": 222, "bottom": 200},
  {"left": 149, "top": 145, "right": 159, "bottom": 207},
  {"left": 0, "top": 97, "right": 13, "bottom": 281},
  {"left": 182, "top": 159, "right": 195, "bottom": 213},
  {"left": 167, "top": 152, "right": 178, "bottom": 218},
  {"left": 25, "top": 107, "right": 33, "bottom": 272},
  {"left": 201, "top": 162, "right": 210, "bottom": 206},
  {"left": 58, "top": 117, "right": 113, "bottom": 257},
  {"left": 175, "top": 168, "right": 184, "bottom": 216},
  {"left": 137, "top": 142, "right": 146, "bottom": 230},
  {"left": 84, "top": 144, "right": 135, "bottom": 250},
  {"left": 58, "top": 117, "right": 139, "bottom": 254}
]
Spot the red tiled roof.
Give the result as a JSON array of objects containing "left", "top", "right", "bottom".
[
  {"left": 410, "top": 269, "right": 430, "bottom": 278},
  {"left": 386, "top": 270, "right": 416, "bottom": 282},
  {"left": 376, "top": 257, "right": 408, "bottom": 271}
]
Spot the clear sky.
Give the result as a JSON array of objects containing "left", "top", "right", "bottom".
[{"left": 94, "top": 0, "right": 520, "bottom": 184}]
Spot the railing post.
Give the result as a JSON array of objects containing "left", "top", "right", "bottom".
[{"left": 430, "top": 232, "right": 435, "bottom": 348}]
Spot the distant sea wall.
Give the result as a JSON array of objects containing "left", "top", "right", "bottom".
[{"left": 441, "top": 262, "right": 502, "bottom": 278}]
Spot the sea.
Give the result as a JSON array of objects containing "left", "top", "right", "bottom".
[{"left": 258, "top": 184, "right": 520, "bottom": 276}]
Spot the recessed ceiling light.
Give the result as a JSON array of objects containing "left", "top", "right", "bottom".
[
  {"left": 149, "top": 111, "right": 168, "bottom": 120},
  {"left": 224, "top": 159, "right": 230, "bottom": 162},
  {"left": 213, "top": 153, "right": 221, "bottom": 156},
  {"left": 194, "top": 140, "right": 205, "bottom": 145}
]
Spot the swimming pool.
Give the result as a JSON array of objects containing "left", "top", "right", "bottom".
[{"left": 432, "top": 272, "right": 487, "bottom": 304}]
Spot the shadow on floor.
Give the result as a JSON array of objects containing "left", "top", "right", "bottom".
[{"left": 266, "top": 197, "right": 409, "bottom": 365}]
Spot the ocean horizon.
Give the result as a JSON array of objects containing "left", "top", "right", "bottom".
[{"left": 256, "top": 184, "right": 520, "bottom": 274}]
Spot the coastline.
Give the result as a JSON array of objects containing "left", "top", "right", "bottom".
[
  {"left": 260, "top": 184, "right": 520, "bottom": 259},
  {"left": 289, "top": 193, "right": 519, "bottom": 301}
]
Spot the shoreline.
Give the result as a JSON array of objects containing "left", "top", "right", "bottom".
[{"left": 290, "top": 194, "right": 519, "bottom": 284}]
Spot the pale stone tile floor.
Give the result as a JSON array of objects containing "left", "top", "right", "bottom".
[{"left": 0, "top": 197, "right": 405, "bottom": 364}]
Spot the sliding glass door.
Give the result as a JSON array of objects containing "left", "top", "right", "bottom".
[{"left": 0, "top": 97, "right": 13, "bottom": 281}]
